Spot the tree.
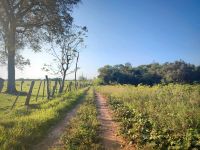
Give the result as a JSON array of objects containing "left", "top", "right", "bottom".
[
  {"left": 74, "top": 51, "right": 79, "bottom": 90},
  {"left": 97, "top": 61, "right": 200, "bottom": 85},
  {"left": 98, "top": 65, "right": 113, "bottom": 84},
  {"left": 0, "top": 0, "right": 80, "bottom": 93},
  {"left": 43, "top": 25, "right": 87, "bottom": 93},
  {"left": 161, "top": 60, "right": 196, "bottom": 83},
  {"left": 0, "top": 34, "right": 30, "bottom": 70}
]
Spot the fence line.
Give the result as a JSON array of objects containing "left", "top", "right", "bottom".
[{"left": 0, "top": 78, "right": 90, "bottom": 110}]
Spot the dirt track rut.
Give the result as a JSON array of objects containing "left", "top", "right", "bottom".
[
  {"left": 34, "top": 99, "right": 83, "bottom": 150},
  {"left": 96, "top": 93, "right": 125, "bottom": 150},
  {"left": 96, "top": 92, "right": 135, "bottom": 150}
]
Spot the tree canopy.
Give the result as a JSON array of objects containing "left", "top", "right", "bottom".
[{"left": 98, "top": 60, "right": 200, "bottom": 85}]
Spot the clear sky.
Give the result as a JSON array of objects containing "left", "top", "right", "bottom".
[{"left": 0, "top": 0, "right": 200, "bottom": 79}]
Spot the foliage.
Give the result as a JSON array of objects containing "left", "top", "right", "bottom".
[
  {"left": 97, "top": 84, "right": 200, "bottom": 149},
  {"left": 98, "top": 60, "right": 200, "bottom": 85},
  {"left": 0, "top": 0, "right": 80, "bottom": 62},
  {"left": 0, "top": 0, "right": 80, "bottom": 93},
  {"left": 93, "top": 78, "right": 104, "bottom": 86},
  {"left": 61, "top": 88, "right": 101, "bottom": 150}
]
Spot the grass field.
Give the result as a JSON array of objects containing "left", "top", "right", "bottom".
[
  {"left": 0, "top": 80, "right": 73, "bottom": 115},
  {"left": 97, "top": 84, "right": 200, "bottom": 149},
  {"left": 0, "top": 81, "right": 87, "bottom": 149},
  {"left": 1, "top": 82, "right": 200, "bottom": 149}
]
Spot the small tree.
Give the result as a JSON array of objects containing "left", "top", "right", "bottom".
[{"left": 43, "top": 26, "right": 87, "bottom": 93}]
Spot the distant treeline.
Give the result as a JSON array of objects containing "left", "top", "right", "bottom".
[{"left": 98, "top": 60, "right": 200, "bottom": 85}]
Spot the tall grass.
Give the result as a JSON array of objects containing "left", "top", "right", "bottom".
[
  {"left": 97, "top": 84, "right": 200, "bottom": 149},
  {"left": 0, "top": 88, "right": 86, "bottom": 150},
  {"left": 0, "top": 80, "right": 71, "bottom": 116}
]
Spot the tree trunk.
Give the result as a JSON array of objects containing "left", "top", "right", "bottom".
[
  {"left": 74, "top": 52, "right": 79, "bottom": 90},
  {"left": 59, "top": 70, "right": 67, "bottom": 93},
  {"left": 7, "top": 21, "right": 16, "bottom": 94}
]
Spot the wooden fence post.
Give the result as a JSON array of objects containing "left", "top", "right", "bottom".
[
  {"left": 65, "top": 84, "right": 68, "bottom": 93},
  {"left": 0, "top": 78, "right": 4, "bottom": 93},
  {"left": 21, "top": 80, "right": 24, "bottom": 91},
  {"left": 58, "top": 79, "right": 61, "bottom": 92},
  {"left": 49, "top": 80, "right": 51, "bottom": 91},
  {"left": 55, "top": 78, "right": 59, "bottom": 94},
  {"left": 76, "top": 82, "right": 79, "bottom": 90},
  {"left": 36, "top": 80, "right": 42, "bottom": 101},
  {"left": 51, "top": 79, "right": 58, "bottom": 97},
  {"left": 25, "top": 80, "right": 35, "bottom": 107},
  {"left": 46, "top": 75, "right": 50, "bottom": 100},
  {"left": 68, "top": 82, "right": 72, "bottom": 92},
  {"left": 42, "top": 80, "right": 45, "bottom": 99}
]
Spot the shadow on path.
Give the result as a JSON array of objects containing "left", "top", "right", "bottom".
[{"left": 33, "top": 92, "right": 87, "bottom": 150}]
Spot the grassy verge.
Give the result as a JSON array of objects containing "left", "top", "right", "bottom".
[
  {"left": 0, "top": 89, "right": 87, "bottom": 150},
  {"left": 97, "top": 84, "right": 200, "bottom": 149},
  {"left": 60, "top": 88, "right": 101, "bottom": 150},
  {"left": 0, "top": 80, "right": 71, "bottom": 116}
]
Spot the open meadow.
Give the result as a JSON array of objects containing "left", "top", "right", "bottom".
[{"left": 97, "top": 84, "right": 200, "bottom": 149}]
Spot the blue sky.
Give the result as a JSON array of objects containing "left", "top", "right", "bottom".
[
  {"left": 72, "top": 0, "right": 200, "bottom": 78},
  {"left": 1, "top": 0, "right": 200, "bottom": 79}
]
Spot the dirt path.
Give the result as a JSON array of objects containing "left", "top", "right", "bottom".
[
  {"left": 34, "top": 99, "right": 84, "bottom": 150},
  {"left": 96, "top": 92, "right": 135, "bottom": 150}
]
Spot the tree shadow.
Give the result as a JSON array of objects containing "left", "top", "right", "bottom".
[
  {"left": 28, "top": 104, "right": 41, "bottom": 109},
  {"left": 3, "top": 91, "right": 28, "bottom": 96}
]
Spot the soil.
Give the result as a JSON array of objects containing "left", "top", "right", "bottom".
[
  {"left": 33, "top": 99, "right": 83, "bottom": 150},
  {"left": 95, "top": 93, "right": 135, "bottom": 150}
]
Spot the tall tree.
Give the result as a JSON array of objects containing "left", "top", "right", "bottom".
[{"left": 0, "top": 0, "right": 80, "bottom": 93}]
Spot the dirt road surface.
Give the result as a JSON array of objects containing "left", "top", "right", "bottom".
[
  {"left": 34, "top": 99, "right": 83, "bottom": 150},
  {"left": 96, "top": 93, "right": 135, "bottom": 150}
]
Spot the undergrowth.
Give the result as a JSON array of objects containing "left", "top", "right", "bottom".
[
  {"left": 97, "top": 84, "right": 200, "bottom": 149},
  {"left": 61, "top": 88, "right": 101, "bottom": 150}
]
